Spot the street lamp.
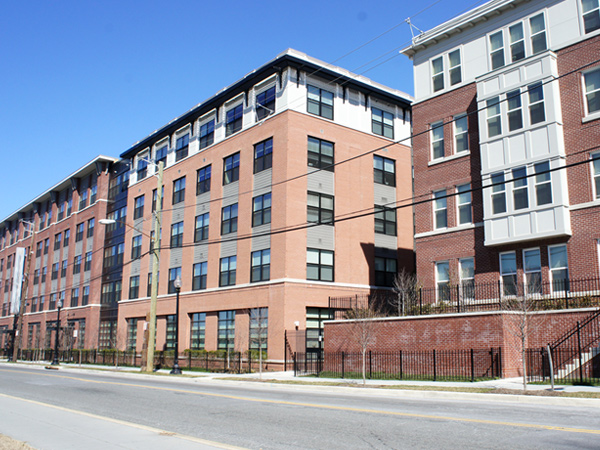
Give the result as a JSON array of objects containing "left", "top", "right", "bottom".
[
  {"left": 52, "top": 298, "right": 63, "bottom": 365},
  {"left": 170, "top": 276, "right": 182, "bottom": 374}
]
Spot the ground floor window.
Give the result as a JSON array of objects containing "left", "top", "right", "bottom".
[
  {"left": 306, "top": 307, "right": 331, "bottom": 352},
  {"left": 127, "top": 319, "right": 138, "bottom": 351},
  {"left": 218, "top": 310, "right": 235, "bottom": 351},
  {"left": 165, "top": 315, "right": 176, "bottom": 350},
  {"left": 99, "top": 320, "right": 116, "bottom": 349},
  {"left": 249, "top": 308, "right": 268, "bottom": 353},
  {"left": 549, "top": 244, "right": 569, "bottom": 292},
  {"left": 435, "top": 261, "right": 450, "bottom": 301},
  {"left": 190, "top": 313, "right": 206, "bottom": 350},
  {"left": 500, "top": 252, "right": 517, "bottom": 296}
]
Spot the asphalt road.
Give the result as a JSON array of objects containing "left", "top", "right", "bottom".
[{"left": 0, "top": 365, "right": 599, "bottom": 449}]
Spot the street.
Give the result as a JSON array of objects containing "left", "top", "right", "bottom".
[{"left": 0, "top": 365, "right": 599, "bottom": 449}]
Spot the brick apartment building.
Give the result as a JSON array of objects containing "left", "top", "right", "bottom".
[{"left": 402, "top": 0, "right": 600, "bottom": 299}]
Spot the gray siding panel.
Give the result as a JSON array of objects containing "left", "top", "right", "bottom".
[
  {"left": 374, "top": 184, "right": 396, "bottom": 206},
  {"left": 307, "top": 171, "right": 334, "bottom": 195},
  {"left": 193, "top": 243, "right": 209, "bottom": 263},
  {"left": 222, "top": 182, "right": 239, "bottom": 207},
  {"left": 220, "top": 234, "right": 237, "bottom": 258},
  {"left": 307, "top": 225, "right": 335, "bottom": 250},
  {"left": 251, "top": 224, "right": 271, "bottom": 251},
  {"left": 253, "top": 169, "right": 272, "bottom": 191},
  {"left": 374, "top": 233, "right": 398, "bottom": 250}
]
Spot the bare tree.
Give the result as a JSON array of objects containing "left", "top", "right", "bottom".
[
  {"left": 391, "top": 269, "right": 420, "bottom": 316},
  {"left": 249, "top": 307, "right": 268, "bottom": 379},
  {"left": 344, "top": 301, "right": 382, "bottom": 385}
]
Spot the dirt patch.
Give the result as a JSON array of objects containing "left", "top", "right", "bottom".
[{"left": 0, "top": 435, "right": 35, "bottom": 450}]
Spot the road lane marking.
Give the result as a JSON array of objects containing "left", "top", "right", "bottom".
[{"left": 3, "top": 367, "right": 600, "bottom": 436}]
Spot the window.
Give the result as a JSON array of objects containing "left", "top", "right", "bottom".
[
  {"left": 374, "top": 206, "right": 397, "bottom": 235},
  {"left": 79, "top": 189, "right": 88, "bottom": 210},
  {"left": 82, "top": 286, "right": 89, "bottom": 305},
  {"left": 487, "top": 97, "right": 502, "bottom": 137},
  {"left": 373, "top": 155, "right": 396, "bottom": 186},
  {"left": 152, "top": 187, "right": 164, "bottom": 212},
  {"left": 433, "top": 190, "right": 447, "bottom": 229},
  {"left": 509, "top": 22, "right": 525, "bottom": 62},
  {"left": 197, "top": 165, "right": 211, "bottom": 195},
  {"left": 226, "top": 104, "right": 243, "bottom": 136},
  {"left": 459, "top": 258, "right": 475, "bottom": 300},
  {"left": 307, "top": 192, "right": 334, "bottom": 225},
  {"left": 54, "top": 233, "right": 62, "bottom": 251},
  {"left": 84, "top": 252, "right": 92, "bottom": 271},
  {"left": 127, "top": 318, "right": 138, "bottom": 350},
  {"left": 220, "top": 256, "right": 237, "bottom": 287},
  {"left": 199, "top": 118, "right": 215, "bottom": 149},
  {"left": 507, "top": 90, "right": 523, "bottom": 131},
  {"left": 549, "top": 245, "right": 569, "bottom": 292},
  {"left": 131, "top": 235, "right": 142, "bottom": 259},
  {"left": 175, "top": 133, "right": 189, "bottom": 161},
  {"left": 254, "top": 138, "right": 273, "bottom": 173},
  {"left": 223, "top": 153, "right": 240, "bottom": 185},
  {"left": 431, "top": 57, "right": 444, "bottom": 92},
  {"left": 583, "top": 0, "right": 600, "bottom": 34},
  {"left": 584, "top": 68, "right": 600, "bottom": 115},
  {"left": 372, "top": 108, "right": 394, "bottom": 139},
  {"left": 523, "top": 248, "right": 542, "bottom": 294},
  {"left": 307, "top": 85, "right": 334, "bottom": 119},
  {"left": 251, "top": 249, "right": 270, "bottom": 282},
  {"left": 457, "top": 184, "right": 472, "bottom": 225},
  {"left": 36, "top": 241, "right": 42, "bottom": 257},
  {"left": 221, "top": 204, "right": 238, "bottom": 235},
  {"left": 500, "top": 252, "right": 517, "bottom": 296},
  {"left": 256, "top": 86, "right": 275, "bottom": 120},
  {"left": 51, "top": 263, "right": 59, "bottom": 280},
  {"left": 147, "top": 272, "right": 159, "bottom": 297},
  {"left": 69, "top": 288, "right": 78, "bottom": 307},
  {"left": 42, "top": 267, "right": 47, "bottom": 282},
  {"left": 307, "top": 248, "right": 333, "bottom": 282},
  {"left": 534, "top": 161, "right": 552, "bottom": 205},
  {"left": 67, "top": 192, "right": 72, "bottom": 216},
  {"left": 454, "top": 114, "right": 468, "bottom": 153},
  {"left": 165, "top": 315, "right": 176, "bottom": 350},
  {"left": 448, "top": 49, "right": 462, "bottom": 86},
  {"left": 170, "top": 222, "right": 184, "bottom": 248},
  {"left": 435, "top": 261, "right": 450, "bottom": 301},
  {"left": 491, "top": 172, "right": 507, "bottom": 214},
  {"left": 33, "top": 269, "right": 39, "bottom": 284},
  {"left": 249, "top": 307, "right": 268, "bottom": 352},
  {"left": 374, "top": 257, "right": 397, "bottom": 287},
  {"left": 192, "top": 262, "right": 207, "bottom": 290},
  {"left": 593, "top": 154, "right": 600, "bottom": 198},
  {"left": 137, "top": 157, "right": 148, "bottom": 180},
  {"left": 308, "top": 137, "right": 334, "bottom": 171},
  {"left": 194, "top": 213, "right": 209, "bottom": 242},
  {"left": 218, "top": 310, "right": 235, "bottom": 350},
  {"left": 489, "top": 31, "right": 505, "bottom": 70},
  {"left": 172, "top": 177, "right": 186, "bottom": 205},
  {"left": 528, "top": 83, "right": 545, "bottom": 124},
  {"left": 512, "top": 167, "right": 529, "bottom": 210},
  {"left": 431, "top": 121, "right": 444, "bottom": 159},
  {"left": 63, "top": 229, "right": 70, "bottom": 247},
  {"left": 168, "top": 267, "right": 182, "bottom": 294},
  {"left": 87, "top": 218, "right": 95, "bottom": 238},
  {"left": 190, "top": 312, "right": 206, "bottom": 349},
  {"left": 530, "top": 14, "right": 547, "bottom": 54},
  {"left": 75, "top": 223, "right": 84, "bottom": 242},
  {"left": 73, "top": 255, "right": 81, "bottom": 275},
  {"left": 103, "top": 243, "right": 124, "bottom": 268},
  {"left": 155, "top": 145, "right": 167, "bottom": 166},
  {"left": 133, "top": 196, "right": 144, "bottom": 220},
  {"left": 252, "top": 193, "right": 271, "bottom": 227},
  {"left": 61, "top": 260, "right": 67, "bottom": 278},
  {"left": 58, "top": 203, "right": 65, "bottom": 221}
]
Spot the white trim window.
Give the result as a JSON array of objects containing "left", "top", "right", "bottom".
[
  {"left": 487, "top": 97, "right": 502, "bottom": 137},
  {"left": 448, "top": 49, "right": 462, "bottom": 86},
  {"left": 529, "top": 13, "right": 547, "bottom": 54},
  {"left": 457, "top": 184, "right": 472, "bottom": 225},
  {"left": 584, "top": 67, "right": 600, "bottom": 116},
  {"left": 512, "top": 166, "right": 529, "bottom": 210},
  {"left": 433, "top": 190, "right": 448, "bottom": 229},
  {"left": 500, "top": 252, "right": 517, "bottom": 296},
  {"left": 509, "top": 22, "right": 525, "bottom": 63},
  {"left": 454, "top": 114, "right": 468, "bottom": 153},
  {"left": 582, "top": 0, "right": 600, "bottom": 34},
  {"left": 592, "top": 153, "right": 600, "bottom": 199},
  {"left": 549, "top": 245, "right": 569, "bottom": 292},
  {"left": 507, "top": 90, "right": 523, "bottom": 131},
  {"left": 528, "top": 82, "right": 546, "bottom": 125},
  {"left": 372, "top": 107, "right": 394, "bottom": 139},
  {"left": 491, "top": 172, "right": 507, "bottom": 214},
  {"left": 435, "top": 261, "right": 450, "bottom": 302},
  {"left": 534, "top": 161, "right": 552, "bottom": 206},
  {"left": 459, "top": 258, "right": 475, "bottom": 300},
  {"left": 431, "top": 121, "right": 444, "bottom": 159},
  {"left": 432, "top": 57, "right": 444, "bottom": 92},
  {"left": 523, "top": 248, "right": 542, "bottom": 295},
  {"left": 489, "top": 31, "right": 505, "bottom": 70}
]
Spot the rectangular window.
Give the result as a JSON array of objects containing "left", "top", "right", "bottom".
[
  {"left": 87, "top": 218, "right": 95, "bottom": 238},
  {"left": 129, "top": 275, "right": 140, "bottom": 299},
  {"left": 530, "top": 14, "right": 547, "bottom": 54},
  {"left": 307, "top": 192, "right": 334, "bottom": 225},
  {"left": 226, "top": 104, "right": 243, "bottom": 136},
  {"left": 223, "top": 153, "right": 240, "bottom": 185},
  {"left": 194, "top": 213, "right": 209, "bottom": 242},
  {"left": 63, "top": 229, "right": 70, "bottom": 247},
  {"left": 75, "top": 223, "right": 84, "bottom": 242},
  {"left": 61, "top": 260, "right": 67, "bottom": 278},
  {"left": 155, "top": 145, "right": 167, "bottom": 166},
  {"left": 373, "top": 155, "right": 396, "bottom": 186},
  {"left": 172, "top": 177, "right": 186, "bottom": 205},
  {"left": 33, "top": 269, "right": 40, "bottom": 284},
  {"left": 512, "top": 166, "right": 529, "bottom": 210},
  {"left": 256, "top": 86, "right": 276, "bottom": 120},
  {"left": 534, "top": 161, "right": 552, "bottom": 205},
  {"left": 487, "top": 97, "right": 502, "bottom": 137},
  {"left": 127, "top": 318, "right": 138, "bottom": 350},
  {"left": 73, "top": 255, "right": 81, "bottom": 275},
  {"left": 374, "top": 257, "right": 397, "bottom": 287},
  {"left": 84, "top": 252, "right": 92, "bottom": 271},
  {"left": 220, "top": 256, "right": 237, "bottom": 287},
  {"left": 137, "top": 157, "right": 148, "bottom": 181},
  {"left": 79, "top": 190, "right": 88, "bottom": 211},
  {"left": 251, "top": 249, "right": 270, "bottom": 282},
  {"left": 190, "top": 312, "right": 206, "bottom": 349},
  {"left": 507, "top": 90, "right": 523, "bottom": 131},
  {"left": 82, "top": 286, "right": 89, "bottom": 306},
  {"left": 42, "top": 267, "right": 47, "bottom": 283},
  {"left": 54, "top": 233, "right": 61, "bottom": 251},
  {"left": 218, "top": 310, "right": 235, "bottom": 350},
  {"left": 491, "top": 172, "right": 507, "bottom": 214},
  {"left": 58, "top": 203, "right": 65, "bottom": 221},
  {"left": 307, "top": 248, "right": 334, "bottom": 282},
  {"left": 528, "top": 82, "right": 545, "bottom": 124},
  {"left": 431, "top": 121, "right": 444, "bottom": 159},
  {"left": 433, "top": 190, "right": 447, "bottom": 229},
  {"left": 197, "top": 165, "right": 212, "bottom": 195},
  {"left": 523, "top": 248, "right": 542, "bottom": 294},
  {"left": 168, "top": 267, "right": 181, "bottom": 294},
  {"left": 592, "top": 153, "right": 600, "bottom": 198},
  {"left": 500, "top": 252, "right": 517, "bottom": 296},
  {"left": 147, "top": 272, "right": 159, "bottom": 297},
  {"left": 175, "top": 133, "right": 189, "bottom": 161},
  {"left": 221, "top": 204, "right": 238, "bottom": 235},
  {"left": 431, "top": 56, "right": 444, "bottom": 92},
  {"left": 307, "top": 137, "right": 334, "bottom": 171},
  {"left": 307, "top": 85, "right": 334, "bottom": 119},
  {"left": 448, "top": 49, "right": 462, "bottom": 86},
  {"left": 170, "top": 222, "right": 184, "bottom": 248},
  {"left": 252, "top": 193, "right": 271, "bottom": 227},
  {"left": 374, "top": 206, "right": 397, "bottom": 236},
  {"left": 131, "top": 235, "right": 142, "bottom": 259},
  {"left": 192, "top": 262, "right": 207, "bottom": 291},
  {"left": 133, "top": 196, "right": 144, "bottom": 220},
  {"left": 436, "top": 261, "right": 450, "bottom": 301},
  {"left": 584, "top": 68, "right": 600, "bottom": 115},
  {"left": 549, "top": 245, "right": 569, "bottom": 292},
  {"left": 372, "top": 108, "right": 394, "bottom": 139},
  {"left": 51, "top": 263, "right": 59, "bottom": 280},
  {"left": 509, "top": 22, "right": 525, "bottom": 62},
  {"left": 457, "top": 184, "right": 472, "bottom": 225},
  {"left": 165, "top": 315, "right": 176, "bottom": 350},
  {"left": 249, "top": 308, "right": 268, "bottom": 352},
  {"left": 459, "top": 258, "right": 475, "bottom": 300},
  {"left": 36, "top": 241, "right": 42, "bottom": 257},
  {"left": 583, "top": 0, "right": 600, "bottom": 34},
  {"left": 489, "top": 31, "right": 505, "bottom": 70},
  {"left": 152, "top": 187, "right": 164, "bottom": 212},
  {"left": 254, "top": 138, "right": 273, "bottom": 173},
  {"left": 454, "top": 114, "right": 468, "bottom": 153},
  {"left": 199, "top": 118, "right": 215, "bottom": 149}
]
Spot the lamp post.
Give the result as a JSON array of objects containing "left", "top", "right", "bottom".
[
  {"left": 170, "top": 276, "right": 182, "bottom": 374},
  {"left": 51, "top": 299, "right": 63, "bottom": 365}
]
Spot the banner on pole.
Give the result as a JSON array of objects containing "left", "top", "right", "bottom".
[{"left": 10, "top": 247, "right": 26, "bottom": 315}]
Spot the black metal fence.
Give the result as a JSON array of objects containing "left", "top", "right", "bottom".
[{"left": 294, "top": 348, "right": 502, "bottom": 381}]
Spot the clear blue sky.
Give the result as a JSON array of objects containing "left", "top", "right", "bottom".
[{"left": 0, "top": 0, "right": 484, "bottom": 220}]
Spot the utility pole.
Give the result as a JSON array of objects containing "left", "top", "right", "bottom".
[
  {"left": 13, "top": 222, "right": 36, "bottom": 362},
  {"left": 145, "top": 161, "right": 163, "bottom": 373}
]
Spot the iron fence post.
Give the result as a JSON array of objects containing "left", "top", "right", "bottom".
[
  {"left": 369, "top": 350, "right": 372, "bottom": 379},
  {"left": 419, "top": 289, "right": 422, "bottom": 315},
  {"left": 577, "top": 321, "right": 583, "bottom": 384},
  {"left": 470, "top": 348, "right": 474, "bottom": 382},
  {"left": 399, "top": 350, "right": 403, "bottom": 379},
  {"left": 565, "top": 283, "right": 569, "bottom": 309},
  {"left": 433, "top": 349, "right": 436, "bottom": 382},
  {"left": 342, "top": 352, "right": 345, "bottom": 379},
  {"left": 457, "top": 285, "right": 461, "bottom": 313}
]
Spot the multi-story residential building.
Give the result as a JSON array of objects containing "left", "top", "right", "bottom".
[
  {"left": 115, "top": 49, "right": 413, "bottom": 363},
  {"left": 0, "top": 156, "right": 116, "bottom": 351},
  {"left": 402, "top": 0, "right": 600, "bottom": 299}
]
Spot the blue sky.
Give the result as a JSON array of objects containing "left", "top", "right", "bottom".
[{"left": 0, "top": 0, "right": 484, "bottom": 220}]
